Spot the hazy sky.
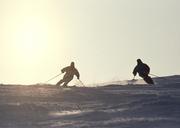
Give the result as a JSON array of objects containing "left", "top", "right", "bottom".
[{"left": 0, "top": 0, "right": 180, "bottom": 85}]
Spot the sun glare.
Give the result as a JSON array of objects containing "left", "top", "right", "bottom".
[
  {"left": 13, "top": 18, "right": 49, "bottom": 60},
  {"left": 0, "top": 0, "right": 66, "bottom": 84}
]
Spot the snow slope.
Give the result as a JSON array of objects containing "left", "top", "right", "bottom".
[{"left": 0, "top": 75, "right": 180, "bottom": 128}]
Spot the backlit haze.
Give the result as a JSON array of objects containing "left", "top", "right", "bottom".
[{"left": 0, "top": 0, "right": 180, "bottom": 85}]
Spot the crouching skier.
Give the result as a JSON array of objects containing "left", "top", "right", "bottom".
[
  {"left": 133, "top": 59, "right": 154, "bottom": 85},
  {"left": 56, "top": 62, "right": 80, "bottom": 87}
]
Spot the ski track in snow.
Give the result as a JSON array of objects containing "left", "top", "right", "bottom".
[{"left": 0, "top": 77, "right": 180, "bottom": 128}]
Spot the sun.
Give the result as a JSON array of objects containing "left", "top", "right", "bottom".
[{"left": 13, "top": 18, "right": 49, "bottom": 60}]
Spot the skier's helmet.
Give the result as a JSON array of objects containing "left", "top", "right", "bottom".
[{"left": 70, "top": 62, "right": 75, "bottom": 67}]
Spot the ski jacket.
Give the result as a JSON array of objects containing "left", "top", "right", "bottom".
[
  {"left": 133, "top": 63, "right": 150, "bottom": 76},
  {"left": 61, "top": 66, "right": 80, "bottom": 79}
]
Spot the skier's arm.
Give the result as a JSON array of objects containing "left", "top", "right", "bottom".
[
  {"left": 75, "top": 69, "right": 80, "bottom": 79},
  {"left": 133, "top": 66, "right": 138, "bottom": 76},
  {"left": 61, "top": 67, "right": 68, "bottom": 73}
]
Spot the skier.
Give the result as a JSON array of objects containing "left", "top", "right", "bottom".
[
  {"left": 56, "top": 62, "right": 80, "bottom": 87},
  {"left": 133, "top": 59, "right": 154, "bottom": 84}
]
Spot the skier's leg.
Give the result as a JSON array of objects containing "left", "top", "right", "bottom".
[
  {"left": 62, "top": 77, "right": 73, "bottom": 87},
  {"left": 62, "top": 81, "right": 69, "bottom": 87},
  {"left": 143, "top": 76, "right": 154, "bottom": 85},
  {"left": 56, "top": 79, "right": 64, "bottom": 86}
]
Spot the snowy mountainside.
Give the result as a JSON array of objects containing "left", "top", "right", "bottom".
[{"left": 0, "top": 75, "right": 180, "bottom": 128}]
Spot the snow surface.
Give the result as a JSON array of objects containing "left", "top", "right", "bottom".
[{"left": 0, "top": 75, "right": 180, "bottom": 128}]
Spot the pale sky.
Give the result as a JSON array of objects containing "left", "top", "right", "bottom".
[{"left": 0, "top": 0, "right": 180, "bottom": 85}]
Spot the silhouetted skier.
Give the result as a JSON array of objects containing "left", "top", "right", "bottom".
[
  {"left": 56, "top": 62, "right": 80, "bottom": 87},
  {"left": 133, "top": 59, "right": 154, "bottom": 84}
]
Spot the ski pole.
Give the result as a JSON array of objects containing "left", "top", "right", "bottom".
[
  {"left": 129, "top": 76, "right": 136, "bottom": 85},
  {"left": 149, "top": 73, "right": 168, "bottom": 81},
  {"left": 45, "top": 73, "right": 63, "bottom": 83},
  {"left": 78, "top": 79, "right": 85, "bottom": 87},
  {"left": 149, "top": 74, "right": 160, "bottom": 77}
]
